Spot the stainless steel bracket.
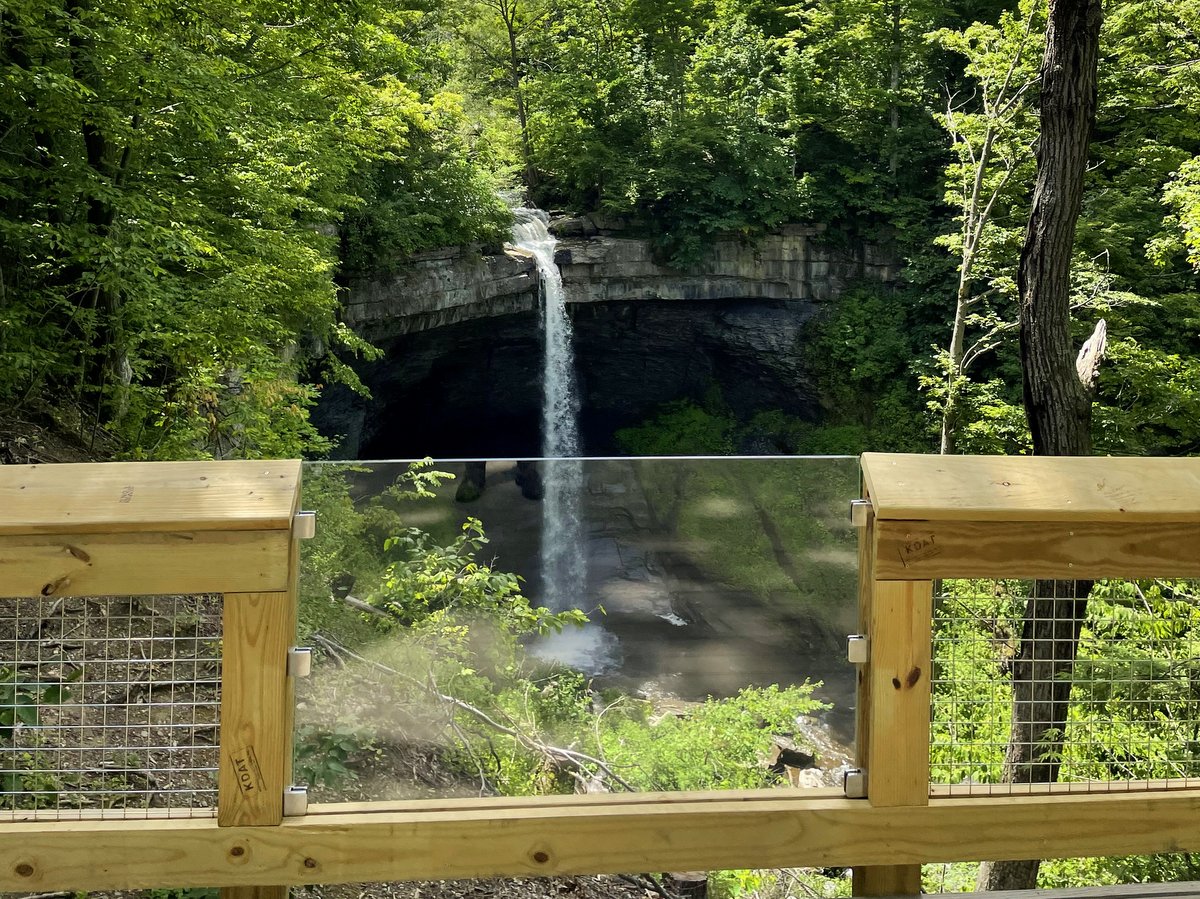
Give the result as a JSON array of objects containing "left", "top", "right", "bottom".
[
  {"left": 287, "top": 647, "right": 313, "bottom": 678},
  {"left": 843, "top": 768, "right": 868, "bottom": 799},
  {"left": 283, "top": 784, "right": 309, "bottom": 817},
  {"left": 846, "top": 634, "right": 869, "bottom": 665},
  {"left": 849, "top": 499, "right": 872, "bottom": 527},
  {"left": 293, "top": 510, "right": 316, "bottom": 539}
]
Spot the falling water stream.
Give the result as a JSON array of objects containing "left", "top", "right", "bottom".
[
  {"left": 511, "top": 209, "right": 619, "bottom": 672},
  {"left": 512, "top": 210, "right": 585, "bottom": 611}
]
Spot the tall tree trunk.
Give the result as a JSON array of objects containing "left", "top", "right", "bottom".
[
  {"left": 977, "top": 0, "right": 1102, "bottom": 889},
  {"left": 500, "top": 0, "right": 537, "bottom": 190},
  {"left": 888, "top": 1, "right": 902, "bottom": 175},
  {"left": 69, "top": 0, "right": 135, "bottom": 425}
]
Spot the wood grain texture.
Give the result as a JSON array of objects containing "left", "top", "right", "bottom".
[
  {"left": 860, "top": 453, "right": 1200, "bottom": 523},
  {"left": 0, "top": 460, "right": 301, "bottom": 535},
  {"left": 0, "top": 531, "right": 290, "bottom": 598},
  {"left": 853, "top": 496, "right": 917, "bottom": 896},
  {"left": 857, "top": 578, "right": 932, "bottom": 896},
  {"left": 854, "top": 498, "right": 874, "bottom": 771},
  {"left": 5, "top": 791, "right": 1200, "bottom": 892},
  {"left": 866, "top": 580, "right": 933, "bottom": 809},
  {"left": 219, "top": 887, "right": 288, "bottom": 899},
  {"left": 872, "top": 518, "right": 1200, "bottom": 580},
  {"left": 219, "top": 592, "right": 293, "bottom": 827},
  {"left": 852, "top": 865, "right": 920, "bottom": 896}
]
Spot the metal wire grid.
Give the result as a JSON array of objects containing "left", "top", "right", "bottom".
[
  {"left": 931, "top": 579, "right": 1200, "bottom": 797},
  {"left": 0, "top": 594, "right": 222, "bottom": 820}
]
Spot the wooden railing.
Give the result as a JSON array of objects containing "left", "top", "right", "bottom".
[{"left": 2, "top": 455, "right": 1200, "bottom": 899}]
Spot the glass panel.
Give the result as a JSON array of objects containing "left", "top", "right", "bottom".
[{"left": 297, "top": 457, "right": 858, "bottom": 801}]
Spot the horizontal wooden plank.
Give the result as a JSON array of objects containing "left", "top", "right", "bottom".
[
  {"left": 305, "top": 788, "right": 847, "bottom": 816},
  {"left": 0, "top": 530, "right": 291, "bottom": 597},
  {"left": 4, "top": 790, "right": 1200, "bottom": 891},
  {"left": 861, "top": 453, "right": 1200, "bottom": 523},
  {"left": 0, "top": 460, "right": 301, "bottom": 536},
  {"left": 873, "top": 518, "right": 1200, "bottom": 580},
  {"left": 5, "top": 790, "right": 842, "bottom": 824}
]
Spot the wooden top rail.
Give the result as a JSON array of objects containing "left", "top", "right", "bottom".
[
  {"left": 0, "top": 460, "right": 301, "bottom": 535},
  {"left": 861, "top": 453, "right": 1200, "bottom": 523},
  {"left": 860, "top": 453, "right": 1200, "bottom": 579},
  {"left": 0, "top": 460, "right": 302, "bottom": 597}
]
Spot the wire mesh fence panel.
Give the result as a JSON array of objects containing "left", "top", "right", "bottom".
[
  {"left": 931, "top": 578, "right": 1200, "bottom": 797},
  {"left": 0, "top": 594, "right": 222, "bottom": 820}
]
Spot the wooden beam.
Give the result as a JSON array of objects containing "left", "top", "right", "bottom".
[
  {"left": 0, "top": 460, "right": 301, "bottom": 535},
  {"left": 218, "top": 592, "right": 293, "bottom": 828},
  {"left": 865, "top": 580, "right": 932, "bottom": 808},
  {"left": 872, "top": 518, "right": 1200, "bottom": 580},
  {"left": 0, "top": 531, "right": 290, "bottom": 598},
  {"left": 854, "top": 579, "right": 933, "bottom": 896},
  {"left": 852, "top": 499, "right": 903, "bottom": 897},
  {"left": 5, "top": 791, "right": 1200, "bottom": 892},
  {"left": 860, "top": 453, "right": 1200, "bottom": 523},
  {"left": 853, "top": 497, "right": 874, "bottom": 778},
  {"left": 218, "top": 520, "right": 300, "bottom": 899}
]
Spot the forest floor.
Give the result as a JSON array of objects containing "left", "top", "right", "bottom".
[{"left": 0, "top": 408, "right": 110, "bottom": 465}]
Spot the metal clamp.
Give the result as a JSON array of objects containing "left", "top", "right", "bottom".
[
  {"left": 283, "top": 784, "right": 309, "bottom": 817},
  {"left": 287, "top": 647, "right": 313, "bottom": 678},
  {"left": 293, "top": 510, "right": 317, "bottom": 539},
  {"left": 846, "top": 634, "right": 869, "bottom": 665},
  {"left": 843, "top": 768, "right": 868, "bottom": 799},
  {"left": 849, "top": 499, "right": 872, "bottom": 527}
]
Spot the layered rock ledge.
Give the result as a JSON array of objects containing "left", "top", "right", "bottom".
[{"left": 341, "top": 224, "right": 898, "bottom": 342}]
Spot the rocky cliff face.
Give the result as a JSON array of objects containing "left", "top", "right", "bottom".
[
  {"left": 341, "top": 244, "right": 538, "bottom": 341},
  {"left": 318, "top": 224, "right": 899, "bottom": 458},
  {"left": 341, "top": 223, "right": 898, "bottom": 342},
  {"left": 555, "top": 223, "right": 897, "bottom": 305}
]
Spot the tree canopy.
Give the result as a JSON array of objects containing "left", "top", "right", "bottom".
[{"left": 2, "top": 0, "right": 1200, "bottom": 463}]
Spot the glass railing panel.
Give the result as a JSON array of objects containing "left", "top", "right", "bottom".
[{"left": 296, "top": 456, "right": 859, "bottom": 802}]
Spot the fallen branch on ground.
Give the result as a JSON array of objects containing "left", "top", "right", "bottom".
[{"left": 308, "top": 632, "right": 635, "bottom": 791}]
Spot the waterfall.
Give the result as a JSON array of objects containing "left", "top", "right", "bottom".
[{"left": 511, "top": 210, "right": 586, "bottom": 613}]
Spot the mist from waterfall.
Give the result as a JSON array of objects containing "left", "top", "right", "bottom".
[{"left": 511, "top": 210, "right": 586, "bottom": 615}]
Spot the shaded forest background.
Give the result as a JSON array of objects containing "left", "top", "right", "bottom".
[{"left": 4, "top": 0, "right": 1200, "bottom": 460}]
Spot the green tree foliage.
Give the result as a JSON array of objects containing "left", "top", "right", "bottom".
[
  {"left": 339, "top": 93, "right": 513, "bottom": 278},
  {"left": 0, "top": 0, "right": 509, "bottom": 458},
  {"left": 518, "top": 2, "right": 799, "bottom": 265},
  {"left": 782, "top": 0, "right": 946, "bottom": 239}
]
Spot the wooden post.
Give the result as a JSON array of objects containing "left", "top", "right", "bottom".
[
  {"left": 219, "top": 515, "right": 301, "bottom": 899},
  {"left": 852, "top": 493, "right": 933, "bottom": 897}
]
